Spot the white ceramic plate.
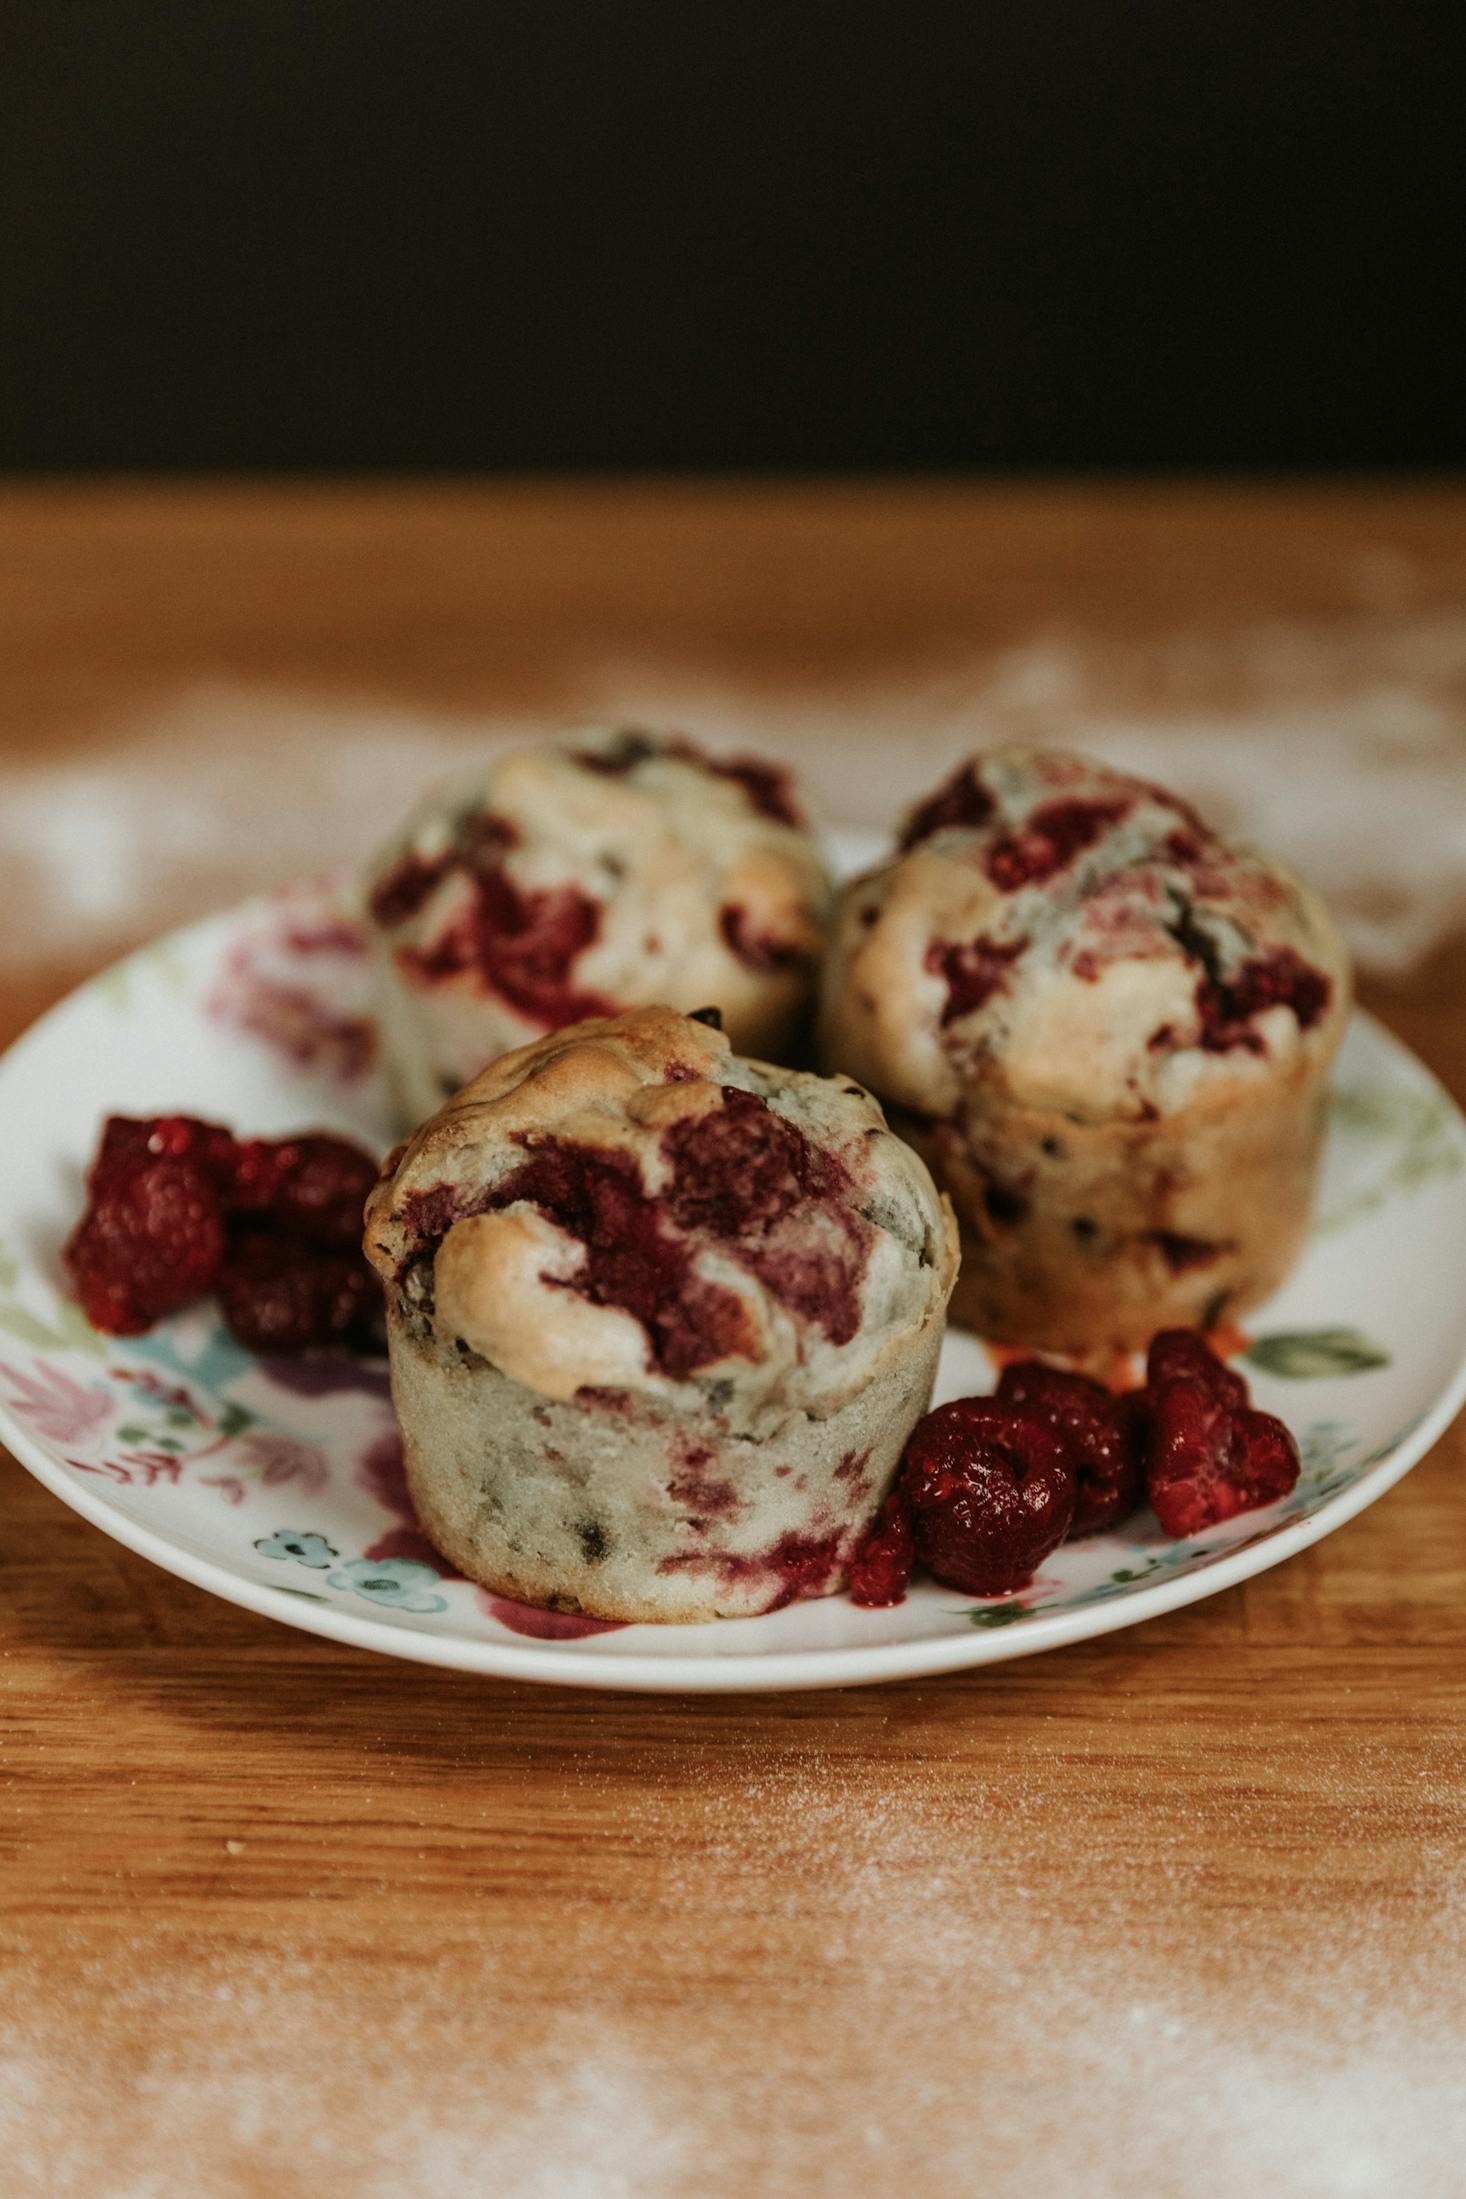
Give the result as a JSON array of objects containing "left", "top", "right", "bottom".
[{"left": 2, "top": 860, "right": 1465, "bottom": 1692}]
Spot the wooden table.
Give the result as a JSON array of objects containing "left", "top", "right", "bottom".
[{"left": 3, "top": 483, "right": 1464, "bottom": 2199}]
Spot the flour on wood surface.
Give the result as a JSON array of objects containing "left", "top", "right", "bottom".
[
  {"left": 5, "top": 604, "right": 1466, "bottom": 974},
  {"left": 3, "top": 1733, "right": 1463, "bottom": 2199}
]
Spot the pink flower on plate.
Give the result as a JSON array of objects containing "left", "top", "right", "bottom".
[
  {"left": 118, "top": 1449, "right": 185, "bottom": 1486},
  {"left": 206, "top": 926, "right": 375, "bottom": 1083},
  {"left": 220, "top": 975, "right": 375, "bottom": 1082},
  {"left": 279, "top": 917, "right": 369, "bottom": 959},
  {"left": 68, "top": 1456, "right": 133, "bottom": 1484},
  {"left": 1, "top": 1359, "right": 114, "bottom": 1449},
  {"left": 233, "top": 1430, "right": 329, "bottom": 1494}
]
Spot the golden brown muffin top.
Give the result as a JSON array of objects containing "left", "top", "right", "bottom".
[{"left": 821, "top": 748, "right": 1352, "bottom": 1123}]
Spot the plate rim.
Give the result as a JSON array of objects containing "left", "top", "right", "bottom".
[
  {"left": 5, "top": 1352, "right": 1464, "bottom": 1692},
  {"left": 2, "top": 894, "right": 1465, "bottom": 1694}
]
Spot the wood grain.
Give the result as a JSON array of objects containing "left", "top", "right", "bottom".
[{"left": 1, "top": 482, "right": 1464, "bottom": 2199}]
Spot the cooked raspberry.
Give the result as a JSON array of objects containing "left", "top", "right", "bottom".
[
  {"left": 487, "top": 1142, "right": 753, "bottom": 1379},
  {"left": 578, "top": 732, "right": 804, "bottom": 827},
  {"left": 899, "top": 760, "right": 995, "bottom": 847},
  {"left": 67, "top": 1112, "right": 385, "bottom": 1351},
  {"left": 718, "top": 903, "right": 804, "bottom": 971},
  {"left": 763, "top": 1529, "right": 845, "bottom": 1606},
  {"left": 370, "top": 814, "right": 520, "bottom": 928},
  {"left": 64, "top": 1157, "right": 226, "bottom": 1334},
  {"left": 901, "top": 1399, "right": 1076, "bottom": 1595},
  {"left": 655, "top": 1526, "right": 845, "bottom": 1608},
  {"left": 216, "top": 1232, "right": 385, "bottom": 1355},
  {"left": 665, "top": 1087, "right": 830, "bottom": 1236},
  {"left": 425, "top": 1088, "right": 871, "bottom": 1371},
  {"left": 384, "top": 747, "right": 808, "bottom": 1020},
  {"left": 1196, "top": 947, "right": 1331, "bottom": 1053},
  {"left": 664, "top": 1088, "right": 870, "bottom": 1346},
  {"left": 1146, "top": 1327, "right": 1249, "bottom": 1409},
  {"left": 92, "top": 1113, "right": 240, "bottom": 1190},
  {"left": 925, "top": 934, "right": 1026, "bottom": 1025},
  {"left": 1151, "top": 1231, "right": 1222, "bottom": 1274},
  {"left": 89, "top": 1116, "right": 156, "bottom": 1183},
  {"left": 1159, "top": 828, "right": 1206, "bottom": 866},
  {"left": 401, "top": 866, "right": 614, "bottom": 1028},
  {"left": 848, "top": 1490, "right": 915, "bottom": 1606},
  {"left": 700, "top": 752, "right": 804, "bottom": 829},
  {"left": 88, "top": 1117, "right": 380, "bottom": 1256},
  {"left": 230, "top": 1134, "right": 380, "bottom": 1249},
  {"left": 225, "top": 1138, "right": 297, "bottom": 1211},
  {"left": 984, "top": 797, "right": 1131, "bottom": 892},
  {"left": 995, "top": 1360, "right": 1147, "bottom": 1535},
  {"left": 401, "top": 1182, "right": 460, "bottom": 1246},
  {"left": 1145, "top": 1384, "right": 1300, "bottom": 1536},
  {"left": 367, "top": 848, "right": 454, "bottom": 927}
]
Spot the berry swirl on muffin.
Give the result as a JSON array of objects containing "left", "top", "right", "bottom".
[
  {"left": 819, "top": 748, "right": 1351, "bottom": 1351},
  {"left": 364, "top": 1006, "right": 958, "bottom": 1622},
  {"left": 365, "top": 728, "right": 830, "bottom": 1124}
]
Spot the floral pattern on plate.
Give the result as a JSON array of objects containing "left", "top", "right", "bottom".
[{"left": 0, "top": 867, "right": 1463, "bottom": 1692}]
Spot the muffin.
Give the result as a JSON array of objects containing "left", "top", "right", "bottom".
[
  {"left": 365, "top": 727, "right": 831, "bottom": 1124},
  {"left": 363, "top": 1005, "right": 958, "bottom": 1622},
  {"left": 818, "top": 748, "right": 1351, "bottom": 1352}
]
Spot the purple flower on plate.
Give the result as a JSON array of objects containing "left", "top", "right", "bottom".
[{"left": 234, "top": 1430, "right": 329, "bottom": 1493}]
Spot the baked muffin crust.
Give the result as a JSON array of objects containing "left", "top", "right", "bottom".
[
  {"left": 819, "top": 748, "right": 1351, "bottom": 1350},
  {"left": 365, "top": 1006, "right": 958, "bottom": 1620},
  {"left": 365, "top": 728, "right": 831, "bottom": 1124}
]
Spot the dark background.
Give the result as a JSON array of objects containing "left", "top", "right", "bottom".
[{"left": 2, "top": 2, "right": 1458, "bottom": 472}]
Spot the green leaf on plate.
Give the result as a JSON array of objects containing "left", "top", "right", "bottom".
[
  {"left": 0, "top": 1300, "right": 66, "bottom": 1350},
  {"left": 966, "top": 1602, "right": 1030, "bottom": 1628},
  {"left": 1320, "top": 1085, "right": 1464, "bottom": 1232},
  {"left": 49, "top": 1297, "right": 107, "bottom": 1358},
  {"left": 1245, "top": 1328, "right": 1390, "bottom": 1379},
  {"left": 92, "top": 961, "right": 132, "bottom": 1012},
  {"left": 146, "top": 939, "right": 191, "bottom": 995},
  {"left": 218, "top": 1400, "right": 255, "bottom": 1436}
]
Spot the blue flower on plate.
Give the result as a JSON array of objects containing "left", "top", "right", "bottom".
[
  {"left": 325, "top": 1558, "right": 448, "bottom": 1614},
  {"left": 255, "top": 1528, "right": 338, "bottom": 1569}
]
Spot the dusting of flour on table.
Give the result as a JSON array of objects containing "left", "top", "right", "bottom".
[
  {"left": 3, "top": 607, "right": 1466, "bottom": 976},
  {"left": 4, "top": 607, "right": 1464, "bottom": 2196},
  {"left": 3, "top": 1735, "right": 1462, "bottom": 2199}
]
